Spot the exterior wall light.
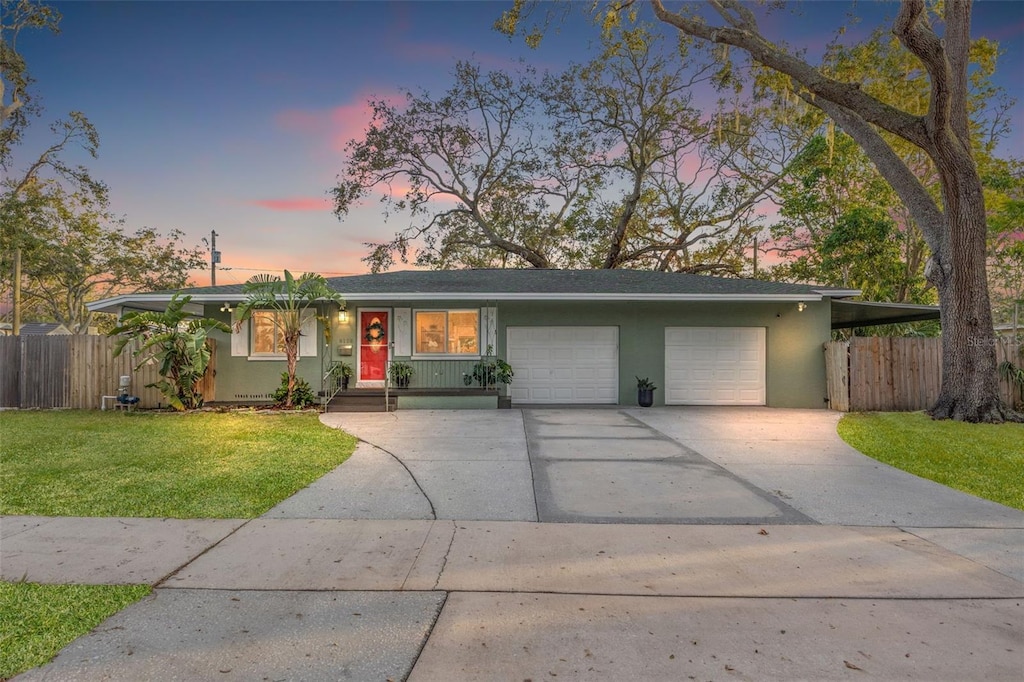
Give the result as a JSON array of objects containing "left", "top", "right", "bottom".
[
  {"left": 220, "top": 302, "right": 233, "bottom": 313},
  {"left": 797, "top": 301, "right": 806, "bottom": 312},
  {"left": 339, "top": 309, "right": 349, "bottom": 323}
]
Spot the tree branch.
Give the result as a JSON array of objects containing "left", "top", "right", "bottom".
[{"left": 648, "top": 0, "right": 931, "bottom": 148}]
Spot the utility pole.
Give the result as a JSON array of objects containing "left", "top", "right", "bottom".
[
  {"left": 13, "top": 248, "right": 21, "bottom": 336},
  {"left": 752, "top": 236, "right": 758, "bottom": 277},
  {"left": 209, "top": 230, "right": 220, "bottom": 286}
]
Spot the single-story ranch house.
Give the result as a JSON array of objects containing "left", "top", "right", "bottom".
[{"left": 89, "top": 269, "right": 940, "bottom": 409}]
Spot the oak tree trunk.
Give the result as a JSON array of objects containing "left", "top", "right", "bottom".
[{"left": 927, "top": 156, "right": 1014, "bottom": 421}]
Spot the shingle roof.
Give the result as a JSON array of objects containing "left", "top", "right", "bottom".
[
  {"left": 88, "top": 269, "right": 858, "bottom": 314},
  {"left": 17, "top": 323, "right": 71, "bottom": 335},
  {"left": 176, "top": 269, "right": 851, "bottom": 298}
]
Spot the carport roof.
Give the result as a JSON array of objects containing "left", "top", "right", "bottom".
[
  {"left": 89, "top": 269, "right": 859, "bottom": 314},
  {"left": 830, "top": 299, "right": 941, "bottom": 329}
]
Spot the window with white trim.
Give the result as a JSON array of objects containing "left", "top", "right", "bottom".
[
  {"left": 233, "top": 309, "right": 318, "bottom": 359},
  {"left": 251, "top": 310, "right": 288, "bottom": 355},
  {"left": 414, "top": 310, "right": 479, "bottom": 355}
]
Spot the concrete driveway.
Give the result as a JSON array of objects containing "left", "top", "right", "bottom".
[
  {"left": 308, "top": 407, "right": 1021, "bottom": 529},
  {"left": 6, "top": 407, "right": 1022, "bottom": 681}
]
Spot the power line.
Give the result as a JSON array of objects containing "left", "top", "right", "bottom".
[{"left": 219, "top": 266, "right": 362, "bottom": 276}]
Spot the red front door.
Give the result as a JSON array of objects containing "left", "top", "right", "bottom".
[{"left": 359, "top": 311, "right": 389, "bottom": 382}]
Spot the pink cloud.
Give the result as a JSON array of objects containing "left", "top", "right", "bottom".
[
  {"left": 276, "top": 88, "right": 405, "bottom": 153},
  {"left": 250, "top": 197, "right": 332, "bottom": 212}
]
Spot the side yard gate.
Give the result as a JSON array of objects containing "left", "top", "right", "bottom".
[
  {"left": 824, "top": 336, "right": 1019, "bottom": 412},
  {"left": 0, "top": 336, "right": 216, "bottom": 410}
]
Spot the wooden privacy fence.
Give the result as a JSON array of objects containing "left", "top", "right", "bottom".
[
  {"left": 0, "top": 336, "right": 216, "bottom": 410},
  {"left": 824, "top": 336, "right": 1019, "bottom": 412}
]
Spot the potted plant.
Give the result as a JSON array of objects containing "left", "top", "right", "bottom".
[
  {"left": 337, "top": 361, "right": 353, "bottom": 391},
  {"left": 388, "top": 361, "right": 414, "bottom": 389},
  {"left": 636, "top": 376, "right": 656, "bottom": 407},
  {"left": 472, "top": 345, "right": 514, "bottom": 389}
]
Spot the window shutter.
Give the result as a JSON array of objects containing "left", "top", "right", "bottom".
[
  {"left": 483, "top": 307, "right": 498, "bottom": 353},
  {"left": 299, "top": 310, "right": 317, "bottom": 357},
  {"left": 393, "top": 308, "right": 411, "bottom": 356},
  {"left": 230, "top": 311, "right": 248, "bottom": 356}
]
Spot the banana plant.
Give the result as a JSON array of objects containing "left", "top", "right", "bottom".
[{"left": 110, "top": 294, "right": 230, "bottom": 410}]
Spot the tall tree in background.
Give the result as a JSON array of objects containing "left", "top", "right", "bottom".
[
  {"left": 1, "top": 182, "right": 206, "bottom": 333},
  {"left": 1, "top": 0, "right": 205, "bottom": 331},
  {"left": 332, "top": 61, "right": 594, "bottom": 271},
  {"left": 984, "top": 158, "right": 1024, "bottom": 329},
  {"left": 501, "top": 0, "right": 1018, "bottom": 421},
  {"left": 546, "top": 26, "right": 794, "bottom": 273},
  {"left": 767, "top": 133, "right": 932, "bottom": 305},
  {"left": 1, "top": 0, "right": 104, "bottom": 203},
  {"left": 333, "top": 28, "right": 799, "bottom": 274}
]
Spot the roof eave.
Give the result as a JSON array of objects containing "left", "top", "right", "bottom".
[{"left": 89, "top": 291, "right": 830, "bottom": 313}]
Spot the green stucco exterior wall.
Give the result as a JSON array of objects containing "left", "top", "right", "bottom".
[
  {"left": 205, "top": 298, "right": 831, "bottom": 409},
  {"left": 495, "top": 300, "right": 830, "bottom": 409},
  {"left": 205, "top": 305, "right": 333, "bottom": 403}
]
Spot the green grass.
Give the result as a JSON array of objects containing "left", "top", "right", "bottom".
[
  {"left": 0, "top": 581, "right": 151, "bottom": 680},
  {"left": 838, "top": 412, "right": 1024, "bottom": 510},
  {"left": 0, "top": 411, "right": 357, "bottom": 518}
]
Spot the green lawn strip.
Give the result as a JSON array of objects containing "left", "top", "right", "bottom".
[
  {"left": 0, "top": 411, "right": 357, "bottom": 518},
  {"left": 0, "top": 581, "right": 151, "bottom": 680},
  {"left": 838, "top": 411, "right": 1024, "bottom": 510}
]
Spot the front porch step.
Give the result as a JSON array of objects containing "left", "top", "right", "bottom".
[
  {"left": 324, "top": 387, "right": 502, "bottom": 412},
  {"left": 326, "top": 393, "right": 396, "bottom": 413}
]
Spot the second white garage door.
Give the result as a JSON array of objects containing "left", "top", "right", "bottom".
[
  {"left": 507, "top": 327, "right": 618, "bottom": 404},
  {"left": 665, "top": 327, "right": 766, "bottom": 405}
]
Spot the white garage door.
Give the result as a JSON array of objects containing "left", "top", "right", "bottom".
[
  {"left": 507, "top": 327, "right": 618, "bottom": 404},
  {"left": 665, "top": 327, "right": 766, "bottom": 405}
]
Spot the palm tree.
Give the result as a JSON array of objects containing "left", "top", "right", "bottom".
[{"left": 234, "top": 271, "right": 343, "bottom": 407}]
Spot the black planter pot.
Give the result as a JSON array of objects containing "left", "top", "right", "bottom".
[
  {"left": 341, "top": 377, "right": 349, "bottom": 391},
  {"left": 395, "top": 377, "right": 410, "bottom": 389},
  {"left": 638, "top": 388, "right": 654, "bottom": 407}
]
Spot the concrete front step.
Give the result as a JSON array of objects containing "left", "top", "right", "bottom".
[
  {"left": 327, "top": 399, "right": 396, "bottom": 413},
  {"left": 326, "top": 392, "right": 396, "bottom": 412}
]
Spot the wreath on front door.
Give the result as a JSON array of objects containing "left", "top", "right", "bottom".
[{"left": 364, "top": 320, "right": 386, "bottom": 342}]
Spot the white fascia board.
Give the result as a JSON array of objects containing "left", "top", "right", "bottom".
[
  {"left": 331, "top": 292, "right": 825, "bottom": 302},
  {"left": 813, "top": 288, "right": 861, "bottom": 298},
  {"left": 90, "top": 291, "right": 826, "bottom": 311},
  {"left": 87, "top": 294, "right": 220, "bottom": 315}
]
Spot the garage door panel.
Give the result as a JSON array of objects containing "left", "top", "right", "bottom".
[
  {"left": 508, "top": 326, "right": 618, "bottom": 404},
  {"left": 665, "top": 327, "right": 765, "bottom": 406}
]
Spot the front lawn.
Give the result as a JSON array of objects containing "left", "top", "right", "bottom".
[
  {"left": 0, "top": 581, "right": 151, "bottom": 680},
  {"left": 838, "top": 412, "right": 1024, "bottom": 510},
  {"left": 0, "top": 411, "right": 357, "bottom": 518}
]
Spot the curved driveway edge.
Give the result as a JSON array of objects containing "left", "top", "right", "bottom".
[{"left": 318, "top": 411, "right": 537, "bottom": 521}]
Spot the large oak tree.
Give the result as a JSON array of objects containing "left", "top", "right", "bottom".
[
  {"left": 501, "top": 0, "right": 1019, "bottom": 421},
  {"left": 333, "top": 28, "right": 798, "bottom": 274}
]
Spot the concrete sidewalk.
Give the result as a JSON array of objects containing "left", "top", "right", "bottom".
[
  {"left": 4, "top": 407, "right": 1023, "bottom": 680},
  {"left": 4, "top": 516, "right": 1022, "bottom": 680}
]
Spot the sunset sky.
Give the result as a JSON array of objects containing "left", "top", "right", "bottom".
[{"left": 15, "top": 1, "right": 1024, "bottom": 286}]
